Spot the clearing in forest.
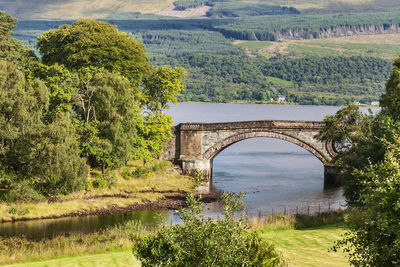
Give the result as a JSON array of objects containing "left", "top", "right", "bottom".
[
  {"left": 157, "top": 4, "right": 211, "bottom": 18},
  {"left": 235, "top": 33, "right": 400, "bottom": 59}
]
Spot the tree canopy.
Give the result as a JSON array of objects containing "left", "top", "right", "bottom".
[
  {"left": 37, "top": 19, "right": 150, "bottom": 84},
  {"left": 0, "top": 13, "right": 185, "bottom": 200}
]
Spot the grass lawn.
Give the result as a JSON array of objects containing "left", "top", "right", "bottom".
[
  {"left": 3, "top": 251, "right": 139, "bottom": 267},
  {"left": 262, "top": 225, "right": 349, "bottom": 266}
]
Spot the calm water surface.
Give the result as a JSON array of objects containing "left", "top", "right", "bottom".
[{"left": 1, "top": 103, "right": 375, "bottom": 238}]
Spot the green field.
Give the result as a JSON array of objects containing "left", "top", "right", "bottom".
[
  {"left": 236, "top": 33, "right": 400, "bottom": 59},
  {"left": 4, "top": 252, "right": 140, "bottom": 267},
  {"left": 3, "top": 225, "right": 348, "bottom": 267},
  {"left": 262, "top": 226, "right": 348, "bottom": 266}
]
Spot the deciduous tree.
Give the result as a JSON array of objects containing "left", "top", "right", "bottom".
[{"left": 37, "top": 19, "right": 150, "bottom": 84}]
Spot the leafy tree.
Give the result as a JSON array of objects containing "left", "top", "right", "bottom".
[
  {"left": 74, "top": 67, "right": 142, "bottom": 169},
  {"left": 334, "top": 138, "right": 400, "bottom": 266},
  {"left": 29, "top": 62, "right": 78, "bottom": 122},
  {"left": 0, "top": 11, "right": 34, "bottom": 65},
  {"left": 317, "top": 104, "right": 400, "bottom": 205},
  {"left": 137, "top": 66, "right": 186, "bottom": 161},
  {"left": 132, "top": 192, "right": 284, "bottom": 266},
  {"left": 316, "top": 104, "right": 366, "bottom": 152},
  {"left": 0, "top": 60, "right": 86, "bottom": 198},
  {"left": 37, "top": 19, "right": 150, "bottom": 84},
  {"left": 142, "top": 66, "right": 186, "bottom": 114},
  {"left": 135, "top": 112, "right": 174, "bottom": 162},
  {"left": 381, "top": 55, "right": 400, "bottom": 121}
]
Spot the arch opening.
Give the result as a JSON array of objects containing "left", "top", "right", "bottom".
[
  {"left": 203, "top": 131, "right": 328, "bottom": 164},
  {"left": 207, "top": 137, "right": 342, "bottom": 217}
]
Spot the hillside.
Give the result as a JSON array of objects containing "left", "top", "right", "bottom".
[
  {"left": 1, "top": 0, "right": 400, "bottom": 20},
  {"left": 0, "top": 0, "right": 174, "bottom": 20}
]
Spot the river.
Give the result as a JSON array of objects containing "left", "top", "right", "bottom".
[{"left": 1, "top": 103, "right": 375, "bottom": 238}]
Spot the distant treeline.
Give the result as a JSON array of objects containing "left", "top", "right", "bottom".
[
  {"left": 168, "top": 54, "right": 391, "bottom": 105},
  {"left": 15, "top": 11, "right": 400, "bottom": 42},
  {"left": 206, "top": 2, "right": 299, "bottom": 18},
  {"left": 214, "top": 11, "right": 400, "bottom": 40}
]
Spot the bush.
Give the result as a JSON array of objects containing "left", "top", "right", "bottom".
[
  {"left": 132, "top": 192, "right": 284, "bottom": 266},
  {"left": 122, "top": 161, "right": 171, "bottom": 180},
  {"left": 0, "top": 181, "right": 44, "bottom": 202}
]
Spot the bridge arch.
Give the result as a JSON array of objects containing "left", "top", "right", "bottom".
[{"left": 202, "top": 131, "right": 328, "bottom": 164}]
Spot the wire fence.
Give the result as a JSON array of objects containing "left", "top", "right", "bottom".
[{"left": 246, "top": 201, "right": 347, "bottom": 219}]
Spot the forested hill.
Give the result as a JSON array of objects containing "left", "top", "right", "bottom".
[
  {"left": 0, "top": 0, "right": 174, "bottom": 20},
  {"left": 6, "top": 0, "right": 400, "bottom": 106}
]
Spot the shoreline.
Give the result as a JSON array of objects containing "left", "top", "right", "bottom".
[
  {"left": 0, "top": 191, "right": 221, "bottom": 224},
  {"left": 178, "top": 101, "right": 380, "bottom": 108}
]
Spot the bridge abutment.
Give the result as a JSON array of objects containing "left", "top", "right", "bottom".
[{"left": 181, "top": 158, "right": 212, "bottom": 194}]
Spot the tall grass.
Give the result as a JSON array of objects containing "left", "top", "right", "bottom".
[
  {"left": 249, "top": 210, "right": 346, "bottom": 231},
  {"left": 0, "top": 221, "right": 152, "bottom": 265}
]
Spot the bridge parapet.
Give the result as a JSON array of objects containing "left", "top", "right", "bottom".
[{"left": 179, "top": 120, "right": 324, "bottom": 131}]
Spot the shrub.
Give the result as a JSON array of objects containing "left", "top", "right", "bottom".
[
  {"left": 1, "top": 181, "right": 44, "bottom": 202},
  {"left": 132, "top": 192, "right": 284, "bottom": 266},
  {"left": 122, "top": 161, "right": 171, "bottom": 180}
]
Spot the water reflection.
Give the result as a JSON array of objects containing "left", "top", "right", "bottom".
[{"left": 0, "top": 210, "right": 168, "bottom": 239}]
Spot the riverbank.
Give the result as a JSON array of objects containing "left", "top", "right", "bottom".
[
  {"left": 1, "top": 212, "right": 349, "bottom": 266},
  {"left": 0, "top": 160, "right": 216, "bottom": 223}
]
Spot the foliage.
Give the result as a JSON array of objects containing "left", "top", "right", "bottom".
[
  {"left": 132, "top": 192, "right": 284, "bottom": 266},
  {"left": 334, "top": 140, "right": 400, "bottom": 266},
  {"left": 73, "top": 67, "right": 142, "bottom": 169},
  {"left": 0, "top": 11, "right": 34, "bottom": 65},
  {"left": 28, "top": 61, "right": 77, "bottom": 122},
  {"left": 0, "top": 59, "right": 87, "bottom": 198},
  {"left": 206, "top": 2, "right": 299, "bottom": 18},
  {"left": 37, "top": 19, "right": 150, "bottom": 84},
  {"left": 0, "top": 13, "right": 184, "bottom": 200},
  {"left": 380, "top": 54, "right": 400, "bottom": 121},
  {"left": 214, "top": 11, "right": 400, "bottom": 41},
  {"left": 143, "top": 66, "right": 186, "bottom": 113},
  {"left": 173, "top": 0, "right": 214, "bottom": 10},
  {"left": 122, "top": 161, "right": 170, "bottom": 179},
  {"left": 316, "top": 104, "right": 365, "bottom": 152},
  {"left": 317, "top": 105, "right": 400, "bottom": 205}
]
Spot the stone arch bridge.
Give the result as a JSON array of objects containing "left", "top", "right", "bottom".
[{"left": 162, "top": 120, "right": 337, "bottom": 190}]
